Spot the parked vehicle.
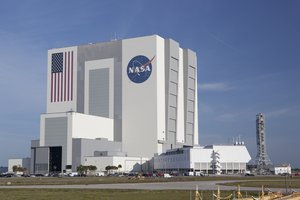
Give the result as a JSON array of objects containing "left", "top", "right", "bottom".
[
  {"left": 245, "top": 173, "right": 255, "bottom": 176},
  {"left": 163, "top": 173, "right": 172, "bottom": 178},
  {"left": 68, "top": 172, "right": 78, "bottom": 177},
  {"left": 95, "top": 172, "right": 105, "bottom": 176},
  {"left": 294, "top": 172, "right": 300, "bottom": 176}
]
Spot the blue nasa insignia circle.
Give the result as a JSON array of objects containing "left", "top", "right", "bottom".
[{"left": 127, "top": 55, "right": 153, "bottom": 83}]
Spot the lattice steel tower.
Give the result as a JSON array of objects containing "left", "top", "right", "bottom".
[{"left": 255, "top": 113, "right": 272, "bottom": 167}]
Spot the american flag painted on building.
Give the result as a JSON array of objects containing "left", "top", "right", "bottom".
[{"left": 50, "top": 51, "right": 74, "bottom": 102}]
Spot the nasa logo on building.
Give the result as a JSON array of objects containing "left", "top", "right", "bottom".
[{"left": 127, "top": 55, "right": 155, "bottom": 83}]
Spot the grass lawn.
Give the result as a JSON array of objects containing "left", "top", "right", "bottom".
[
  {"left": 0, "top": 189, "right": 257, "bottom": 200},
  {"left": 1, "top": 175, "right": 298, "bottom": 186},
  {"left": 0, "top": 176, "right": 294, "bottom": 199}
]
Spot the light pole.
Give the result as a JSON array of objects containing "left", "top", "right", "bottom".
[{"left": 285, "top": 173, "right": 288, "bottom": 194}]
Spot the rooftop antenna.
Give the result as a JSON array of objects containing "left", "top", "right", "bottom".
[{"left": 111, "top": 32, "right": 117, "bottom": 41}]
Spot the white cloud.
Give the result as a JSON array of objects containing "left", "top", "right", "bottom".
[
  {"left": 216, "top": 113, "right": 240, "bottom": 122},
  {"left": 203, "top": 29, "right": 238, "bottom": 52},
  {"left": 198, "top": 82, "right": 234, "bottom": 92},
  {"left": 265, "top": 108, "right": 290, "bottom": 118},
  {"left": 198, "top": 102, "right": 214, "bottom": 114}
]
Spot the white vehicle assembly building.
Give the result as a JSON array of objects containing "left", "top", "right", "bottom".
[{"left": 10, "top": 35, "right": 251, "bottom": 174}]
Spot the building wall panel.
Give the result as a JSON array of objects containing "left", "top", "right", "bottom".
[
  {"left": 89, "top": 68, "right": 110, "bottom": 117},
  {"left": 122, "top": 35, "right": 166, "bottom": 157}
]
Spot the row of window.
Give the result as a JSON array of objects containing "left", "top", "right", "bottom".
[
  {"left": 157, "top": 156, "right": 189, "bottom": 162},
  {"left": 165, "top": 149, "right": 184, "bottom": 155}
]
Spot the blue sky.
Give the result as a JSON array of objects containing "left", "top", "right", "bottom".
[{"left": 0, "top": 0, "right": 299, "bottom": 167}]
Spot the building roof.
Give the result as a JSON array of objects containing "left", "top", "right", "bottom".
[
  {"left": 190, "top": 145, "right": 251, "bottom": 163},
  {"left": 275, "top": 164, "right": 291, "bottom": 168}
]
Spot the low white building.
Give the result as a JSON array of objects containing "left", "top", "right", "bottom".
[
  {"left": 83, "top": 156, "right": 150, "bottom": 173},
  {"left": 8, "top": 158, "right": 30, "bottom": 173},
  {"left": 154, "top": 144, "right": 251, "bottom": 174},
  {"left": 274, "top": 164, "right": 291, "bottom": 175}
]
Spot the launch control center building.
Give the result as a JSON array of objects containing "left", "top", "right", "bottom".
[{"left": 30, "top": 35, "right": 250, "bottom": 174}]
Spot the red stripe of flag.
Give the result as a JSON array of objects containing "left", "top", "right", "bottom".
[
  {"left": 71, "top": 51, "right": 73, "bottom": 101},
  {"left": 51, "top": 72, "right": 53, "bottom": 102},
  {"left": 57, "top": 73, "right": 59, "bottom": 102},
  {"left": 67, "top": 52, "right": 70, "bottom": 101},
  {"left": 64, "top": 52, "right": 67, "bottom": 101},
  {"left": 54, "top": 73, "right": 56, "bottom": 102},
  {"left": 60, "top": 69, "right": 63, "bottom": 102}
]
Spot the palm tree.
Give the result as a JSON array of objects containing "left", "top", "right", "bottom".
[{"left": 118, "top": 164, "right": 122, "bottom": 174}]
